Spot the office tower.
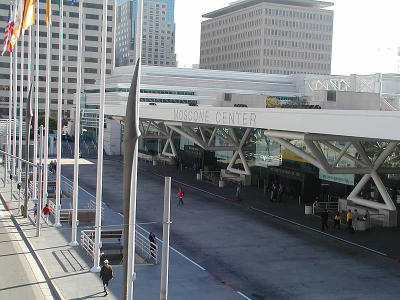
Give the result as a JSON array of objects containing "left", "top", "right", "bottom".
[
  {"left": 0, "top": 1, "right": 115, "bottom": 117},
  {"left": 200, "top": 0, "right": 333, "bottom": 75},
  {"left": 115, "top": 0, "right": 176, "bottom": 67}
]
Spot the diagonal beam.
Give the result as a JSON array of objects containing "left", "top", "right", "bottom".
[{"left": 331, "top": 141, "right": 351, "bottom": 167}]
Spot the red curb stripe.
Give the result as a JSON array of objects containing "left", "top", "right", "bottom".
[{"left": 204, "top": 269, "right": 237, "bottom": 292}]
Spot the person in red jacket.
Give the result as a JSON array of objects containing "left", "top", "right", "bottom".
[
  {"left": 177, "top": 188, "right": 184, "bottom": 206},
  {"left": 43, "top": 204, "right": 50, "bottom": 223}
]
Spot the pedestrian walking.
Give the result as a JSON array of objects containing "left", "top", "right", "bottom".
[
  {"left": 269, "top": 184, "right": 275, "bottom": 202},
  {"left": 33, "top": 203, "right": 38, "bottom": 219},
  {"left": 353, "top": 209, "right": 359, "bottom": 231},
  {"left": 333, "top": 212, "right": 341, "bottom": 230},
  {"left": 320, "top": 209, "right": 329, "bottom": 231},
  {"left": 177, "top": 187, "right": 184, "bottom": 206},
  {"left": 278, "top": 184, "right": 284, "bottom": 202},
  {"left": 42, "top": 204, "right": 50, "bottom": 223},
  {"left": 346, "top": 209, "right": 353, "bottom": 233},
  {"left": 313, "top": 196, "right": 320, "bottom": 214},
  {"left": 149, "top": 232, "right": 157, "bottom": 259},
  {"left": 235, "top": 184, "right": 241, "bottom": 201},
  {"left": 100, "top": 260, "right": 113, "bottom": 296}
]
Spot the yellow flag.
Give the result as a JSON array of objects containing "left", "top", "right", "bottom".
[
  {"left": 46, "top": 0, "right": 51, "bottom": 25},
  {"left": 22, "top": 0, "right": 35, "bottom": 30},
  {"left": 9, "top": 0, "right": 24, "bottom": 47}
]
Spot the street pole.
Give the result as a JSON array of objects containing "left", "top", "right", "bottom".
[
  {"left": 36, "top": 125, "right": 43, "bottom": 237},
  {"left": 8, "top": 41, "right": 13, "bottom": 176},
  {"left": 160, "top": 177, "right": 171, "bottom": 300},
  {"left": 18, "top": 33, "right": 24, "bottom": 184},
  {"left": 55, "top": 1, "right": 64, "bottom": 228},
  {"left": 70, "top": 0, "right": 83, "bottom": 246},
  {"left": 32, "top": 0, "right": 40, "bottom": 200},
  {"left": 13, "top": 34, "right": 17, "bottom": 179},
  {"left": 43, "top": 0, "right": 51, "bottom": 210}
]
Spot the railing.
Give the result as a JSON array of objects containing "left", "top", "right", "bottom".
[
  {"left": 79, "top": 229, "right": 158, "bottom": 264},
  {"left": 136, "top": 230, "right": 158, "bottom": 264},
  {"left": 201, "top": 170, "right": 220, "bottom": 185},
  {"left": 367, "top": 214, "right": 385, "bottom": 228},
  {"left": 49, "top": 200, "right": 56, "bottom": 216},
  {"left": 62, "top": 180, "right": 73, "bottom": 198},
  {"left": 88, "top": 199, "right": 104, "bottom": 217},
  {"left": 81, "top": 230, "right": 95, "bottom": 259},
  {"left": 312, "top": 201, "right": 339, "bottom": 215}
]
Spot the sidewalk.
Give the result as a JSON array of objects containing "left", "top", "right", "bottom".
[
  {"left": 137, "top": 160, "right": 400, "bottom": 259},
  {"left": 0, "top": 162, "right": 246, "bottom": 300}
]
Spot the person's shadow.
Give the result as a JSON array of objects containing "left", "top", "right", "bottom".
[{"left": 69, "top": 291, "right": 106, "bottom": 299}]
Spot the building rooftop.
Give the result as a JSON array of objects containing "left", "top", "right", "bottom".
[{"left": 203, "top": 0, "right": 334, "bottom": 18}]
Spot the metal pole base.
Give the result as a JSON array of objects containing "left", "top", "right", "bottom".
[
  {"left": 69, "top": 241, "right": 79, "bottom": 247},
  {"left": 90, "top": 266, "right": 101, "bottom": 273},
  {"left": 54, "top": 223, "right": 62, "bottom": 228}
]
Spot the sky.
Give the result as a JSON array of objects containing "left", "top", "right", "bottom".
[{"left": 174, "top": 0, "right": 400, "bottom": 75}]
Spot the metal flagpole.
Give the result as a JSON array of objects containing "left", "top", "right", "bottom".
[
  {"left": 13, "top": 37, "right": 17, "bottom": 179},
  {"left": 32, "top": 0, "right": 40, "bottom": 200},
  {"left": 43, "top": 0, "right": 51, "bottom": 210},
  {"left": 18, "top": 32, "right": 24, "bottom": 184},
  {"left": 160, "top": 177, "right": 171, "bottom": 300},
  {"left": 36, "top": 125, "right": 43, "bottom": 237},
  {"left": 70, "top": 0, "right": 83, "bottom": 246},
  {"left": 8, "top": 46, "right": 13, "bottom": 176},
  {"left": 91, "top": 0, "right": 108, "bottom": 272},
  {"left": 54, "top": 1, "right": 63, "bottom": 228}
]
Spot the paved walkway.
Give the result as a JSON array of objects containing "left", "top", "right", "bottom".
[{"left": 0, "top": 161, "right": 246, "bottom": 300}]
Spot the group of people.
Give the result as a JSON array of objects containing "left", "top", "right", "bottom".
[
  {"left": 269, "top": 183, "right": 284, "bottom": 202},
  {"left": 33, "top": 202, "right": 50, "bottom": 223},
  {"left": 49, "top": 160, "right": 57, "bottom": 173},
  {"left": 318, "top": 207, "right": 370, "bottom": 233}
]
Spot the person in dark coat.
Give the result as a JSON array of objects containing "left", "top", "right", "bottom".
[
  {"left": 100, "top": 260, "right": 113, "bottom": 296},
  {"left": 320, "top": 209, "right": 329, "bottom": 231},
  {"left": 149, "top": 232, "right": 157, "bottom": 258}
]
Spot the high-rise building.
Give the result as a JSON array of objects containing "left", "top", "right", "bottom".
[
  {"left": 0, "top": 1, "right": 115, "bottom": 118},
  {"left": 115, "top": 0, "right": 176, "bottom": 67},
  {"left": 200, "top": 0, "right": 334, "bottom": 75}
]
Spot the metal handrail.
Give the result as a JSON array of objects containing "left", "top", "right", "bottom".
[
  {"left": 88, "top": 199, "right": 104, "bottom": 217},
  {"left": 312, "top": 201, "right": 339, "bottom": 215},
  {"left": 81, "top": 230, "right": 95, "bottom": 259}
]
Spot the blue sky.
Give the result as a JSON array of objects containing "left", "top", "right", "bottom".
[{"left": 174, "top": 0, "right": 400, "bottom": 75}]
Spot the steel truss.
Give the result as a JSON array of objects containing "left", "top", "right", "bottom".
[
  {"left": 265, "top": 130, "right": 399, "bottom": 211},
  {"left": 140, "top": 120, "right": 252, "bottom": 176}
]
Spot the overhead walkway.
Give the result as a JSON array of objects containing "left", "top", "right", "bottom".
[{"left": 122, "top": 103, "right": 400, "bottom": 213}]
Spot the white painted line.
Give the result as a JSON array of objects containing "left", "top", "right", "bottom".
[
  {"left": 237, "top": 291, "right": 253, "bottom": 300},
  {"left": 63, "top": 174, "right": 208, "bottom": 271},
  {"left": 136, "top": 224, "right": 206, "bottom": 271},
  {"left": 250, "top": 207, "right": 388, "bottom": 257}
]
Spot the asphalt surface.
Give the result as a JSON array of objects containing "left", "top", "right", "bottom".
[{"left": 62, "top": 159, "right": 400, "bottom": 300}]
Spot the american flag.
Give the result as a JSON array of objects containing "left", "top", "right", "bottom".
[{"left": 1, "top": 6, "right": 14, "bottom": 56}]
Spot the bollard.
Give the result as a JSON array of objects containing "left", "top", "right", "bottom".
[{"left": 218, "top": 180, "right": 225, "bottom": 188}]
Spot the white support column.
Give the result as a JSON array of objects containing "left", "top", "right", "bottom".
[
  {"left": 227, "top": 128, "right": 251, "bottom": 176},
  {"left": 43, "top": 4, "right": 52, "bottom": 209},
  {"left": 167, "top": 125, "right": 206, "bottom": 149},
  {"left": 18, "top": 33, "right": 24, "bottom": 183},
  {"left": 13, "top": 42, "right": 17, "bottom": 177},
  {"left": 8, "top": 48, "right": 13, "bottom": 175},
  {"left": 207, "top": 127, "right": 217, "bottom": 147},
  {"left": 91, "top": 0, "right": 108, "bottom": 273},
  {"left": 33, "top": 0, "right": 40, "bottom": 199},
  {"left": 320, "top": 141, "right": 370, "bottom": 168},
  {"left": 36, "top": 126, "right": 44, "bottom": 237},
  {"left": 304, "top": 140, "right": 330, "bottom": 173},
  {"left": 268, "top": 136, "right": 324, "bottom": 169},
  {"left": 70, "top": 0, "right": 83, "bottom": 247},
  {"left": 160, "top": 177, "right": 171, "bottom": 300},
  {"left": 331, "top": 141, "right": 351, "bottom": 167},
  {"left": 54, "top": 3, "right": 64, "bottom": 228},
  {"left": 348, "top": 142, "right": 398, "bottom": 211},
  {"left": 161, "top": 127, "right": 176, "bottom": 157}
]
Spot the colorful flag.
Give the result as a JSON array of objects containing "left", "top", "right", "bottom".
[
  {"left": 46, "top": 0, "right": 51, "bottom": 25},
  {"left": 57, "top": 0, "right": 64, "bottom": 18},
  {"left": 22, "top": 0, "right": 35, "bottom": 31},
  {"left": 1, "top": 6, "right": 14, "bottom": 55},
  {"left": 9, "top": 0, "right": 24, "bottom": 47}
]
